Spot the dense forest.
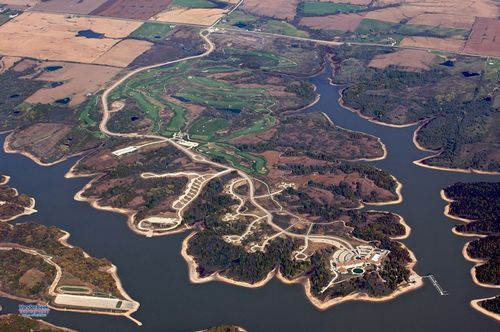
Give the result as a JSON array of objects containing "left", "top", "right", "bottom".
[
  {"left": 331, "top": 46, "right": 500, "bottom": 172},
  {"left": 444, "top": 182, "right": 499, "bottom": 287}
]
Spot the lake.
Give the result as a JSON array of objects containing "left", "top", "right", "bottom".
[{"left": 0, "top": 70, "right": 498, "bottom": 331}]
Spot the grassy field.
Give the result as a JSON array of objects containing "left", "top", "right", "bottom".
[
  {"left": 220, "top": 10, "right": 309, "bottom": 38},
  {"left": 130, "top": 22, "right": 173, "bottom": 41},
  {"left": 355, "top": 19, "right": 470, "bottom": 40},
  {"left": 189, "top": 116, "right": 229, "bottom": 140},
  {"left": 301, "top": 2, "right": 366, "bottom": 15},
  {"left": 171, "top": 0, "right": 220, "bottom": 8}
]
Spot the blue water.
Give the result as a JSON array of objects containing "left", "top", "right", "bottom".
[{"left": 0, "top": 69, "right": 498, "bottom": 331}]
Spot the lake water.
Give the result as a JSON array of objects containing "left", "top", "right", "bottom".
[{"left": 0, "top": 70, "right": 498, "bottom": 331}]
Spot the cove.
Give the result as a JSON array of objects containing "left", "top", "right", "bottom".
[{"left": 0, "top": 68, "right": 498, "bottom": 331}]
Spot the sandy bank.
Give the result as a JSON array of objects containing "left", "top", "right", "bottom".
[
  {"left": 181, "top": 231, "right": 421, "bottom": 310},
  {"left": 470, "top": 297, "right": 500, "bottom": 322}
]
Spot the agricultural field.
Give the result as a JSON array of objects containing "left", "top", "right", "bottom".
[
  {"left": 300, "top": 1, "right": 367, "bottom": 16},
  {"left": 90, "top": 0, "right": 173, "bottom": 20},
  {"left": 32, "top": 0, "right": 107, "bottom": 14},
  {"left": 0, "top": 12, "right": 151, "bottom": 67}
]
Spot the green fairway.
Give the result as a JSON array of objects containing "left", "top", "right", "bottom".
[
  {"left": 78, "top": 95, "right": 99, "bottom": 128},
  {"left": 189, "top": 116, "right": 229, "bottom": 139},
  {"left": 302, "top": 2, "right": 366, "bottom": 15},
  {"left": 130, "top": 22, "right": 173, "bottom": 41}
]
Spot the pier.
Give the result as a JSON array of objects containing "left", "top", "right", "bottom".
[{"left": 423, "top": 275, "right": 448, "bottom": 295}]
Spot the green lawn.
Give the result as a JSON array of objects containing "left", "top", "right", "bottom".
[
  {"left": 355, "top": 19, "right": 469, "bottom": 39},
  {"left": 264, "top": 20, "right": 309, "bottom": 38},
  {"left": 130, "top": 22, "right": 173, "bottom": 41},
  {"left": 302, "top": 2, "right": 366, "bottom": 15},
  {"left": 171, "top": 0, "right": 218, "bottom": 8},
  {"left": 164, "top": 101, "right": 188, "bottom": 133},
  {"left": 189, "top": 116, "right": 229, "bottom": 139}
]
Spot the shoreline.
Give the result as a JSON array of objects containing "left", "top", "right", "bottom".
[
  {"left": 320, "top": 112, "right": 388, "bottom": 162},
  {"left": 0, "top": 314, "right": 77, "bottom": 332},
  {"left": 334, "top": 85, "right": 500, "bottom": 176},
  {"left": 3, "top": 133, "right": 82, "bottom": 167},
  {"left": 470, "top": 297, "right": 500, "bottom": 322},
  {"left": 364, "top": 175, "right": 403, "bottom": 206},
  {"left": 0, "top": 175, "right": 37, "bottom": 222},
  {"left": 440, "top": 190, "right": 500, "bottom": 290},
  {"left": 181, "top": 230, "right": 422, "bottom": 310}
]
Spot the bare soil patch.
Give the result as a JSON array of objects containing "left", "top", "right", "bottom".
[
  {"left": 153, "top": 8, "right": 227, "bottom": 25},
  {"left": 19, "top": 268, "right": 45, "bottom": 288},
  {"left": 464, "top": 17, "right": 500, "bottom": 57},
  {"left": 26, "top": 62, "right": 121, "bottom": 107},
  {"left": 369, "top": 49, "right": 436, "bottom": 71},
  {"left": 0, "top": 56, "right": 21, "bottom": 74},
  {"left": 7, "top": 123, "right": 72, "bottom": 160},
  {"left": 91, "top": 0, "right": 172, "bottom": 20},
  {"left": 366, "top": 0, "right": 498, "bottom": 29},
  {"left": 299, "top": 13, "right": 366, "bottom": 32},
  {"left": 241, "top": 0, "right": 299, "bottom": 20},
  {"left": 399, "top": 36, "right": 465, "bottom": 52},
  {"left": 93, "top": 39, "right": 153, "bottom": 67},
  {"left": 32, "top": 0, "right": 107, "bottom": 14}
]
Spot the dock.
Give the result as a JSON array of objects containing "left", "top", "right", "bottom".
[{"left": 423, "top": 274, "right": 448, "bottom": 295}]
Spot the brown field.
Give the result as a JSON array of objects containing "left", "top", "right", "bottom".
[
  {"left": 241, "top": 0, "right": 299, "bottom": 20},
  {"left": 399, "top": 36, "right": 466, "bottom": 52},
  {"left": 365, "top": 0, "right": 498, "bottom": 29},
  {"left": 93, "top": 39, "right": 153, "bottom": 67},
  {"left": 299, "top": 13, "right": 366, "bottom": 32},
  {"left": 369, "top": 49, "right": 436, "bottom": 71},
  {"left": 0, "top": 12, "right": 146, "bottom": 66},
  {"left": 0, "top": 56, "right": 21, "bottom": 74},
  {"left": 153, "top": 8, "right": 228, "bottom": 25},
  {"left": 32, "top": 0, "right": 107, "bottom": 14},
  {"left": 8, "top": 123, "right": 72, "bottom": 160},
  {"left": 1, "top": 0, "right": 40, "bottom": 8},
  {"left": 464, "top": 17, "right": 500, "bottom": 57},
  {"left": 19, "top": 268, "right": 45, "bottom": 288},
  {"left": 408, "top": 14, "right": 475, "bottom": 30},
  {"left": 25, "top": 62, "right": 121, "bottom": 107},
  {"left": 91, "top": 0, "right": 172, "bottom": 20}
]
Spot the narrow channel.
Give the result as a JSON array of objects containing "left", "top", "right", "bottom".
[{"left": 0, "top": 69, "right": 498, "bottom": 331}]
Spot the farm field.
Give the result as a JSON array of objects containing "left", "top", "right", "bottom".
[
  {"left": 25, "top": 61, "right": 121, "bottom": 107},
  {"left": 91, "top": 0, "right": 173, "bottom": 20},
  {"left": 0, "top": 12, "right": 150, "bottom": 67},
  {"left": 32, "top": 0, "right": 107, "bottom": 14},
  {"left": 152, "top": 7, "right": 228, "bottom": 25}
]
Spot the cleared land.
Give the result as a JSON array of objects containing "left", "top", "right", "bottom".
[
  {"left": 91, "top": 0, "right": 173, "bottom": 20},
  {"left": 365, "top": 0, "right": 498, "bottom": 30},
  {"left": 299, "top": 13, "right": 366, "bottom": 31},
  {"left": 32, "top": 0, "right": 107, "bottom": 14},
  {"left": 399, "top": 36, "right": 466, "bottom": 52},
  {"left": 153, "top": 8, "right": 227, "bottom": 25},
  {"left": 93, "top": 39, "right": 153, "bottom": 67},
  {"left": 240, "top": 0, "right": 299, "bottom": 20},
  {"left": 368, "top": 49, "right": 436, "bottom": 71},
  {"left": 0, "top": 12, "right": 145, "bottom": 66},
  {"left": 26, "top": 62, "right": 121, "bottom": 107},
  {"left": 464, "top": 17, "right": 500, "bottom": 57}
]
